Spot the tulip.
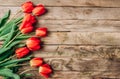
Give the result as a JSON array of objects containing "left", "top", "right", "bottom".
[
  {"left": 26, "top": 37, "right": 41, "bottom": 51},
  {"left": 19, "top": 14, "right": 36, "bottom": 34},
  {"left": 30, "top": 58, "right": 43, "bottom": 67},
  {"left": 39, "top": 64, "right": 52, "bottom": 78},
  {"left": 23, "top": 13, "right": 36, "bottom": 24},
  {"left": 32, "top": 4, "right": 46, "bottom": 16},
  {"left": 22, "top": 1, "right": 34, "bottom": 13},
  {"left": 19, "top": 22, "right": 33, "bottom": 34},
  {"left": 15, "top": 47, "right": 30, "bottom": 58},
  {"left": 35, "top": 27, "right": 47, "bottom": 37}
]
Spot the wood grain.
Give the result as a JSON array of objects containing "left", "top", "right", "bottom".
[
  {"left": 42, "top": 32, "right": 120, "bottom": 45},
  {"left": 2, "top": 32, "right": 120, "bottom": 45},
  {"left": 0, "top": 0, "right": 120, "bottom": 7},
  {"left": 38, "top": 20, "right": 120, "bottom": 32},
  {"left": 20, "top": 57, "right": 120, "bottom": 71},
  {"left": 34, "top": 45, "right": 120, "bottom": 59},
  {"left": 0, "top": 7, "right": 120, "bottom": 20},
  {"left": 22, "top": 71, "right": 81, "bottom": 79},
  {"left": 0, "top": 0, "right": 120, "bottom": 79},
  {"left": 21, "top": 71, "right": 120, "bottom": 79}
]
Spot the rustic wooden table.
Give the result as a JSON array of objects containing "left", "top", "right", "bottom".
[{"left": 0, "top": 0, "right": 120, "bottom": 79}]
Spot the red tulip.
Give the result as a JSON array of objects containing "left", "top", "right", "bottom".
[
  {"left": 23, "top": 14, "right": 36, "bottom": 24},
  {"left": 22, "top": 1, "right": 34, "bottom": 13},
  {"left": 26, "top": 37, "right": 41, "bottom": 51},
  {"left": 15, "top": 47, "right": 30, "bottom": 58},
  {"left": 30, "top": 58, "right": 43, "bottom": 67},
  {"left": 35, "top": 27, "right": 47, "bottom": 37},
  {"left": 19, "top": 22, "right": 33, "bottom": 34},
  {"left": 39, "top": 64, "right": 52, "bottom": 78},
  {"left": 32, "top": 4, "right": 46, "bottom": 16}
]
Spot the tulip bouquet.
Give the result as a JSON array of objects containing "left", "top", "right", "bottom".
[{"left": 0, "top": 1, "right": 52, "bottom": 79}]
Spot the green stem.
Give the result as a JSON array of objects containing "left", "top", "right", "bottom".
[
  {"left": 16, "top": 20, "right": 22, "bottom": 25},
  {"left": 19, "top": 69, "right": 37, "bottom": 75},
  {"left": 5, "top": 63, "right": 29, "bottom": 68},
  {"left": 0, "top": 33, "right": 9, "bottom": 40},
  {"left": 3, "top": 31, "right": 21, "bottom": 48},
  {"left": 0, "top": 55, "right": 15, "bottom": 64},
  {"left": 7, "top": 10, "right": 22, "bottom": 23}
]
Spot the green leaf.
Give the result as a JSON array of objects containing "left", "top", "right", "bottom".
[
  {"left": 7, "top": 40, "right": 21, "bottom": 48},
  {"left": 16, "top": 35, "right": 31, "bottom": 40},
  {"left": 0, "top": 21, "right": 17, "bottom": 37},
  {"left": 2, "top": 23, "right": 17, "bottom": 47},
  {"left": 14, "top": 17, "right": 23, "bottom": 23},
  {"left": 15, "top": 43, "right": 26, "bottom": 48},
  {"left": 0, "top": 40, "right": 20, "bottom": 55},
  {"left": 0, "top": 47, "right": 11, "bottom": 55},
  {"left": 13, "top": 74, "right": 20, "bottom": 79},
  {"left": 3, "top": 76, "right": 10, "bottom": 79},
  {"left": 0, "top": 49, "right": 14, "bottom": 61},
  {"left": 0, "top": 33, "right": 9, "bottom": 40},
  {"left": 0, "top": 68, "right": 13, "bottom": 77},
  {"left": 0, "top": 68, "right": 20, "bottom": 79},
  {"left": 20, "top": 73, "right": 33, "bottom": 78},
  {"left": 0, "top": 57, "right": 31, "bottom": 67},
  {"left": 0, "top": 10, "right": 10, "bottom": 28}
]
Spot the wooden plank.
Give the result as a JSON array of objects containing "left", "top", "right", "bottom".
[
  {"left": 0, "top": 0, "right": 120, "bottom": 7},
  {"left": 1, "top": 32, "right": 119, "bottom": 45},
  {"left": 20, "top": 57, "right": 120, "bottom": 78},
  {"left": 39, "top": 20, "right": 120, "bottom": 25},
  {"left": 0, "top": 19, "right": 120, "bottom": 32},
  {"left": 0, "top": 19, "right": 119, "bottom": 32},
  {"left": 21, "top": 71, "right": 120, "bottom": 79},
  {"left": 37, "top": 20, "right": 120, "bottom": 32},
  {"left": 34, "top": 45, "right": 120, "bottom": 59},
  {"left": 39, "top": 25, "right": 120, "bottom": 32},
  {"left": 22, "top": 71, "right": 81, "bottom": 79},
  {"left": 42, "top": 32, "right": 120, "bottom": 45},
  {"left": 0, "top": 7, "right": 120, "bottom": 20}
]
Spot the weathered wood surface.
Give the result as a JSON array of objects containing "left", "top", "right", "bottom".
[
  {"left": 42, "top": 32, "right": 120, "bottom": 45},
  {"left": 1, "top": 7, "right": 120, "bottom": 20},
  {"left": 0, "top": 0, "right": 120, "bottom": 7},
  {"left": 0, "top": 0, "right": 120, "bottom": 79}
]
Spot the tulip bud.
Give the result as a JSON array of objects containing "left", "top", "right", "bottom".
[
  {"left": 15, "top": 47, "right": 30, "bottom": 58},
  {"left": 39, "top": 64, "right": 52, "bottom": 78},
  {"left": 32, "top": 4, "right": 46, "bottom": 16},
  {"left": 35, "top": 27, "right": 47, "bottom": 37},
  {"left": 22, "top": 1, "right": 34, "bottom": 13},
  {"left": 30, "top": 58, "right": 43, "bottom": 67},
  {"left": 26, "top": 37, "right": 41, "bottom": 51}
]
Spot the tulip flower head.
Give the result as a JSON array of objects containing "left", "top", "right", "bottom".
[
  {"left": 15, "top": 47, "right": 30, "bottom": 58},
  {"left": 19, "top": 22, "right": 33, "bottom": 34},
  {"left": 32, "top": 4, "right": 46, "bottom": 16},
  {"left": 36, "top": 27, "right": 47, "bottom": 37},
  {"left": 26, "top": 37, "right": 41, "bottom": 51},
  {"left": 19, "top": 14, "right": 36, "bottom": 34},
  {"left": 22, "top": 1, "right": 34, "bottom": 13},
  {"left": 30, "top": 58, "right": 43, "bottom": 67},
  {"left": 23, "top": 13, "right": 36, "bottom": 24},
  {"left": 39, "top": 64, "right": 52, "bottom": 78}
]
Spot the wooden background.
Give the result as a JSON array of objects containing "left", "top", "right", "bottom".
[{"left": 0, "top": 0, "right": 120, "bottom": 79}]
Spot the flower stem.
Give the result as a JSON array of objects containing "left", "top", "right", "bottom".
[
  {"left": 0, "top": 55, "right": 15, "bottom": 64},
  {"left": 5, "top": 63, "right": 29, "bottom": 68},
  {"left": 7, "top": 10, "right": 22, "bottom": 23},
  {"left": 16, "top": 20, "right": 22, "bottom": 25},
  {"left": 19, "top": 68, "right": 37, "bottom": 75},
  {"left": 3, "top": 31, "right": 21, "bottom": 48}
]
